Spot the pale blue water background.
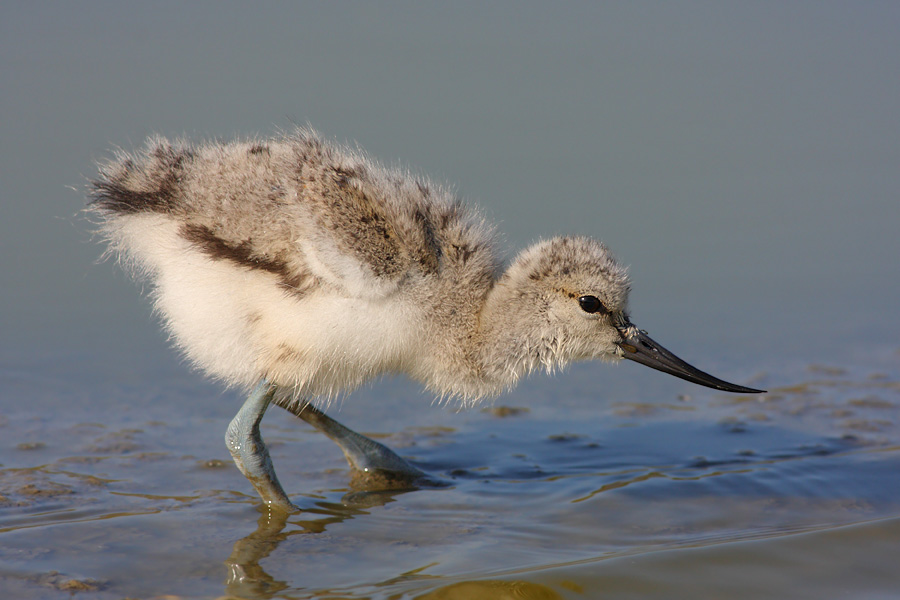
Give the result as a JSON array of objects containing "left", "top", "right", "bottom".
[{"left": 1, "top": 3, "right": 899, "bottom": 599}]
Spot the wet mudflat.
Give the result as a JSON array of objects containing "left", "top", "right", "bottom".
[{"left": 1, "top": 349, "right": 898, "bottom": 599}]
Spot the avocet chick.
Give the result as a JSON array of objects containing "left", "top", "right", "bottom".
[{"left": 89, "top": 128, "right": 763, "bottom": 510}]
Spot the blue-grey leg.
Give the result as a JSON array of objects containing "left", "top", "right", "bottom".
[
  {"left": 288, "top": 401, "right": 427, "bottom": 482},
  {"left": 226, "top": 381, "right": 296, "bottom": 511}
]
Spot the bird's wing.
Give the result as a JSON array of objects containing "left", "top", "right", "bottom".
[
  {"left": 90, "top": 132, "right": 445, "bottom": 299},
  {"left": 288, "top": 134, "right": 445, "bottom": 298}
]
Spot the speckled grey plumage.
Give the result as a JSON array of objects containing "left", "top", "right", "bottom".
[
  {"left": 89, "top": 127, "right": 763, "bottom": 507},
  {"left": 89, "top": 128, "right": 631, "bottom": 409}
]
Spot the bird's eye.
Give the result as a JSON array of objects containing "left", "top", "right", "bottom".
[{"left": 578, "top": 295, "right": 605, "bottom": 314}]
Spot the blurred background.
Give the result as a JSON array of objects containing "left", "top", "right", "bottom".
[{"left": 3, "top": 2, "right": 897, "bottom": 370}]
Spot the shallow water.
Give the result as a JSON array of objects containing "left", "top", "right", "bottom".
[
  {"left": 1, "top": 349, "right": 899, "bottom": 598},
  {"left": 3, "top": 2, "right": 900, "bottom": 598}
]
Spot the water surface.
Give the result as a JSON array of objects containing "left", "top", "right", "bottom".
[{"left": 2, "top": 354, "right": 899, "bottom": 598}]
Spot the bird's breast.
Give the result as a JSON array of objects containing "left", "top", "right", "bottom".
[{"left": 255, "top": 290, "right": 427, "bottom": 394}]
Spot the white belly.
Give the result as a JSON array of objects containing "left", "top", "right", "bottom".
[{"left": 107, "top": 213, "right": 423, "bottom": 397}]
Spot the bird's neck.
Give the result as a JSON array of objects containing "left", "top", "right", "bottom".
[
  {"left": 410, "top": 253, "right": 570, "bottom": 402},
  {"left": 467, "top": 277, "right": 566, "bottom": 394}
]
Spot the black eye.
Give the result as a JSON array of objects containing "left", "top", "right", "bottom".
[{"left": 578, "top": 295, "right": 605, "bottom": 314}]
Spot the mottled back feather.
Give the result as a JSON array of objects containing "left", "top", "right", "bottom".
[{"left": 91, "top": 129, "right": 493, "bottom": 300}]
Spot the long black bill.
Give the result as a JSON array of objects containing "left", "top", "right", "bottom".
[{"left": 618, "top": 328, "right": 765, "bottom": 394}]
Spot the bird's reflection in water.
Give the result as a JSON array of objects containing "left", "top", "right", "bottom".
[
  {"left": 224, "top": 489, "right": 567, "bottom": 600},
  {"left": 223, "top": 487, "right": 410, "bottom": 598},
  {"left": 226, "top": 495, "right": 565, "bottom": 600}
]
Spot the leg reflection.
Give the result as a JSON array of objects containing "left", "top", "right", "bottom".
[
  {"left": 223, "top": 489, "right": 414, "bottom": 597},
  {"left": 224, "top": 505, "right": 291, "bottom": 598}
]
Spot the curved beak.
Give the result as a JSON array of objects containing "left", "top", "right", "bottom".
[{"left": 618, "top": 327, "right": 765, "bottom": 394}]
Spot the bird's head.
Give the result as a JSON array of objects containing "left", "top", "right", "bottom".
[{"left": 492, "top": 236, "right": 763, "bottom": 393}]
